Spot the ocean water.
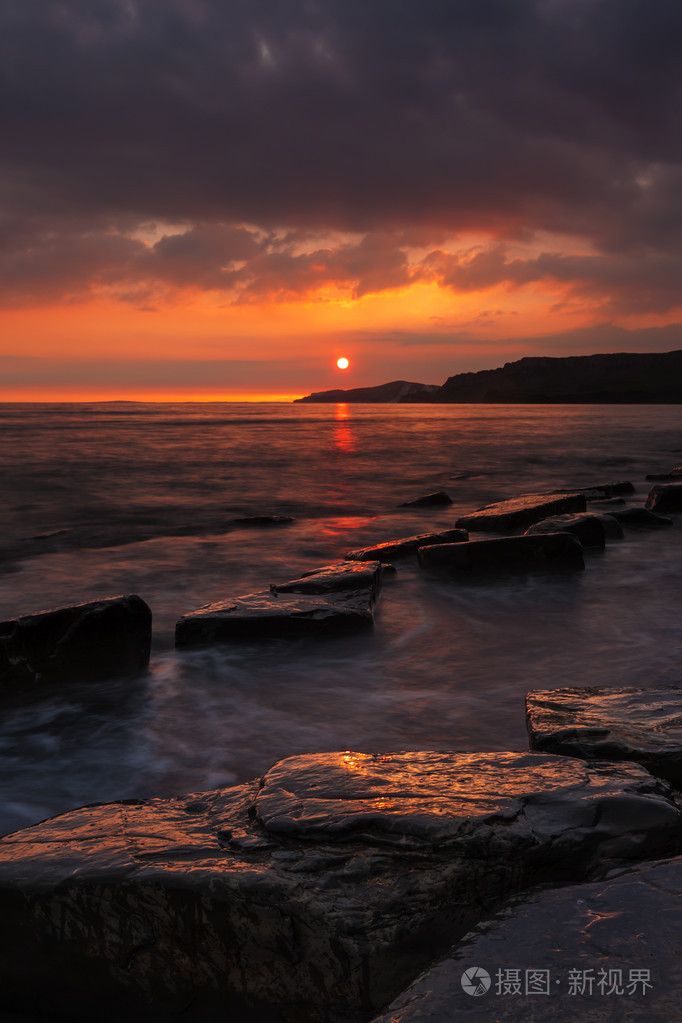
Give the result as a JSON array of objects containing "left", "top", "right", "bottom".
[{"left": 0, "top": 401, "right": 680, "bottom": 837}]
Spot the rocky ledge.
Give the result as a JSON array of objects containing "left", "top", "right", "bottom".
[
  {"left": 418, "top": 533, "right": 585, "bottom": 577},
  {"left": 526, "top": 685, "right": 682, "bottom": 786},
  {"left": 370, "top": 854, "right": 682, "bottom": 1022},
  {"left": 0, "top": 750, "right": 679, "bottom": 1023},
  {"left": 455, "top": 492, "right": 586, "bottom": 531}
]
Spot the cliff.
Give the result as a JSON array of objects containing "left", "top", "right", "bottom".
[{"left": 425, "top": 350, "right": 682, "bottom": 403}]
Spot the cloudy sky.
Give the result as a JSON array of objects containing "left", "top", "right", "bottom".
[{"left": 2, "top": 0, "right": 682, "bottom": 398}]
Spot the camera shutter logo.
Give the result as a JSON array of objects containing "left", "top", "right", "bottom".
[{"left": 461, "top": 967, "right": 491, "bottom": 996}]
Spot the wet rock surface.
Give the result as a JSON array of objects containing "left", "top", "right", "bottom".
[
  {"left": 0, "top": 594, "right": 152, "bottom": 696},
  {"left": 591, "top": 513, "right": 624, "bottom": 539},
  {"left": 272, "top": 560, "right": 388, "bottom": 597},
  {"left": 0, "top": 750, "right": 679, "bottom": 1023},
  {"left": 418, "top": 533, "right": 585, "bottom": 577},
  {"left": 399, "top": 492, "right": 453, "bottom": 508},
  {"left": 345, "top": 529, "right": 468, "bottom": 562},
  {"left": 524, "top": 513, "right": 606, "bottom": 548},
  {"left": 370, "top": 856, "right": 682, "bottom": 1023},
  {"left": 527, "top": 685, "right": 682, "bottom": 786},
  {"left": 175, "top": 587, "right": 376, "bottom": 646},
  {"left": 645, "top": 482, "right": 682, "bottom": 513},
  {"left": 455, "top": 493, "right": 586, "bottom": 531}
]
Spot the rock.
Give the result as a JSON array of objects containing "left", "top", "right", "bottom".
[
  {"left": 0, "top": 751, "right": 679, "bottom": 1023},
  {"left": 229, "top": 515, "right": 294, "bottom": 526},
  {"left": 273, "top": 560, "right": 390, "bottom": 597},
  {"left": 0, "top": 594, "right": 152, "bottom": 695},
  {"left": 611, "top": 507, "right": 674, "bottom": 527},
  {"left": 400, "top": 491, "right": 453, "bottom": 508},
  {"left": 646, "top": 467, "right": 682, "bottom": 481},
  {"left": 592, "top": 513, "right": 624, "bottom": 540},
  {"left": 345, "top": 529, "right": 469, "bottom": 562},
  {"left": 526, "top": 685, "right": 682, "bottom": 786},
  {"left": 370, "top": 855, "right": 682, "bottom": 1023},
  {"left": 175, "top": 588, "right": 375, "bottom": 646},
  {"left": 554, "top": 481, "right": 635, "bottom": 499},
  {"left": 645, "top": 482, "right": 682, "bottom": 513},
  {"left": 455, "top": 493, "right": 586, "bottom": 531},
  {"left": 418, "top": 533, "right": 585, "bottom": 577},
  {"left": 524, "top": 514, "right": 606, "bottom": 549}
]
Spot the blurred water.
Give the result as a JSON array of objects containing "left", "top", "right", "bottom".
[{"left": 0, "top": 401, "right": 680, "bottom": 835}]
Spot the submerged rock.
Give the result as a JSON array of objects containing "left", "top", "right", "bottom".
[
  {"left": 418, "top": 533, "right": 584, "bottom": 577},
  {"left": 273, "top": 560, "right": 389, "bottom": 596},
  {"left": 455, "top": 493, "right": 586, "bottom": 531},
  {"left": 400, "top": 491, "right": 453, "bottom": 508},
  {"left": 0, "top": 594, "right": 152, "bottom": 695},
  {"left": 345, "top": 529, "right": 468, "bottom": 562},
  {"left": 0, "top": 751, "right": 679, "bottom": 1023},
  {"left": 370, "top": 855, "right": 682, "bottom": 1023},
  {"left": 611, "top": 507, "right": 674, "bottom": 527},
  {"left": 526, "top": 685, "right": 682, "bottom": 786},
  {"left": 646, "top": 467, "right": 682, "bottom": 481},
  {"left": 175, "top": 588, "right": 375, "bottom": 646},
  {"left": 229, "top": 515, "right": 294, "bottom": 526},
  {"left": 524, "top": 513, "right": 606, "bottom": 549},
  {"left": 645, "top": 482, "right": 682, "bottom": 513}
]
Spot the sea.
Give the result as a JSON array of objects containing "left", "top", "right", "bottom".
[{"left": 0, "top": 401, "right": 680, "bottom": 838}]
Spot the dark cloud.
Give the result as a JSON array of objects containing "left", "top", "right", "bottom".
[{"left": 1, "top": 0, "right": 682, "bottom": 313}]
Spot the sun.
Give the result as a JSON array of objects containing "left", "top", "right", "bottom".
[{"left": 336, "top": 357, "right": 350, "bottom": 369}]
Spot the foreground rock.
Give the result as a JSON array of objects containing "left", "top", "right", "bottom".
[
  {"left": 400, "top": 491, "right": 452, "bottom": 508},
  {"left": 370, "top": 855, "right": 682, "bottom": 1023},
  {"left": 345, "top": 529, "right": 468, "bottom": 562},
  {"left": 455, "top": 492, "right": 586, "bottom": 531},
  {"left": 527, "top": 685, "right": 682, "bottom": 786},
  {"left": 175, "top": 587, "right": 375, "bottom": 646},
  {"left": 556, "top": 480, "right": 634, "bottom": 499},
  {"left": 418, "top": 533, "right": 584, "bottom": 577},
  {"left": 525, "top": 513, "right": 606, "bottom": 548},
  {"left": 645, "top": 481, "right": 682, "bottom": 513},
  {"left": 0, "top": 594, "right": 152, "bottom": 696},
  {"left": 0, "top": 751, "right": 679, "bottom": 1023}
]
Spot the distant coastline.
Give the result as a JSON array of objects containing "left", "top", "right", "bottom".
[{"left": 294, "top": 350, "right": 682, "bottom": 403}]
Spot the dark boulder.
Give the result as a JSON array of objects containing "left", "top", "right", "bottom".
[
  {"left": 611, "top": 507, "right": 673, "bottom": 527},
  {"left": 455, "top": 493, "right": 586, "bottom": 531},
  {"left": 400, "top": 491, "right": 453, "bottom": 508},
  {"left": 175, "top": 588, "right": 375, "bottom": 646},
  {"left": 645, "top": 482, "right": 682, "bottom": 513},
  {"left": 370, "top": 855, "right": 682, "bottom": 1023},
  {"left": 525, "top": 514, "right": 606, "bottom": 549},
  {"left": 592, "top": 513, "right": 624, "bottom": 539},
  {"left": 0, "top": 595, "right": 152, "bottom": 696},
  {"left": 418, "top": 533, "right": 584, "bottom": 577},
  {"left": 526, "top": 685, "right": 682, "bottom": 786},
  {"left": 346, "top": 529, "right": 468, "bottom": 562},
  {"left": 0, "top": 751, "right": 679, "bottom": 1023},
  {"left": 646, "top": 466, "right": 682, "bottom": 481}
]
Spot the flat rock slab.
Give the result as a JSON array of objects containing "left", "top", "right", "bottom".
[
  {"left": 175, "top": 588, "right": 375, "bottom": 646},
  {"left": 611, "top": 507, "right": 673, "bottom": 527},
  {"left": 273, "top": 560, "right": 388, "bottom": 597},
  {"left": 645, "top": 482, "right": 682, "bottom": 513},
  {"left": 455, "top": 492, "right": 586, "bottom": 531},
  {"left": 525, "top": 513, "right": 606, "bottom": 548},
  {"left": 418, "top": 533, "right": 584, "bottom": 577},
  {"left": 370, "top": 855, "right": 682, "bottom": 1023},
  {"left": 527, "top": 685, "right": 682, "bottom": 786},
  {"left": 400, "top": 492, "right": 453, "bottom": 508},
  {"left": 0, "top": 594, "right": 152, "bottom": 695},
  {"left": 0, "top": 751, "right": 679, "bottom": 1023},
  {"left": 345, "top": 529, "right": 468, "bottom": 562}
]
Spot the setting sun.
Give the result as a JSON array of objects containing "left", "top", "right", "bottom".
[{"left": 337, "top": 357, "right": 350, "bottom": 369}]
